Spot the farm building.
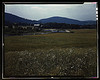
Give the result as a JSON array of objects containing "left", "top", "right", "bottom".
[
  {"left": 34, "top": 23, "right": 43, "bottom": 27},
  {"left": 5, "top": 22, "right": 43, "bottom": 30},
  {"left": 43, "top": 29, "right": 71, "bottom": 33},
  {"left": 65, "top": 30, "right": 70, "bottom": 33},
  {"left": 34, "top": 23, "right": 40, "bottom": 27},
  {"left": 5, "top": 26, "right": 9, "bottom": 28}
]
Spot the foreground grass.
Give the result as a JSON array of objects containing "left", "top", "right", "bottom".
[
  {"left": 5, "top": 47, "right": 97, "bottom": 77},
  {"left": 4, "top": 29, "right": 97, "bottom": 77}
]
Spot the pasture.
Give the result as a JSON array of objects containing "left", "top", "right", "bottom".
[{"left": 4, "top": 29, "right": 97, "bottom": 77}]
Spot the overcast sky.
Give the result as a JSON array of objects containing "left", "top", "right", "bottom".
[{"left": 5, "top": 3, "right": 97, "bottom": 21}]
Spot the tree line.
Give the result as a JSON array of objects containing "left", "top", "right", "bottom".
[
  {"left": 42, "top": 22, "right": 97, "bottom": 29},
  {"left": 4, "top": 22, "right": 97, "bottom": 35}
]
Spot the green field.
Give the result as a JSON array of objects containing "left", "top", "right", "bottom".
[{"left": 4, "top": 29, "right": 97, "bottom": 77}]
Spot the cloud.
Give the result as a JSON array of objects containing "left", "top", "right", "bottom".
[
  {"left": 5, "top": 4, "right": 96, "bottom": 21},
  {"left": 31, "top": 6, "right": 43, "bottom": 10}
]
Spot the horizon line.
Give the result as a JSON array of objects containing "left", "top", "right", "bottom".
[{"left": 5, "top": 12, "right": 96, "bottom": 22}]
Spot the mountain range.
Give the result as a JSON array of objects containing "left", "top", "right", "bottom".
[
  {"left": 5, "top": 13, "right": 96, "bottom": 25},
  {"left": 5, "top": 13, "right": 38, "bottom": 24},
  {"left": 39, "top": 17, "right": 96, "bottom": 25}
]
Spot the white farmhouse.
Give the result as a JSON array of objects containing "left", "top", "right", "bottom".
[
  {"left": 34, "top": 24, "right": 40, "bottom": 27},
  {"left": 65, "top": 30, "right": 70, "bottom": 33}
]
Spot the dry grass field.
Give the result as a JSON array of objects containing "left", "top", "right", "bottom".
[{"left": 4, "top": 29, "right": 97, "bottom": 77}]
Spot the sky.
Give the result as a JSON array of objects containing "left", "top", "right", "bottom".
[{"left": 5, "top": 2, "right": 97, "bottom": 21}]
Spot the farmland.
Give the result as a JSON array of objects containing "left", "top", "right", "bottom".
[{"left": 4, "top": 29, "right": 97, "bottom": 77}]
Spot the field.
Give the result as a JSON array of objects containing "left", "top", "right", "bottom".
[{"left": 4, "top": 29, "right": 97, "bottom": 77}]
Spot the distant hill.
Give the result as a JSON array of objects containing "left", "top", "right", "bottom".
[
  {"left": 5, "top": 13, "right": 38, "bottom": 25},
  {"left": 39, "top": 16, "right": 96, "bottom": 25},
  {"left": 5, "top": 13, "right": 96, "bottom": 26}
]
